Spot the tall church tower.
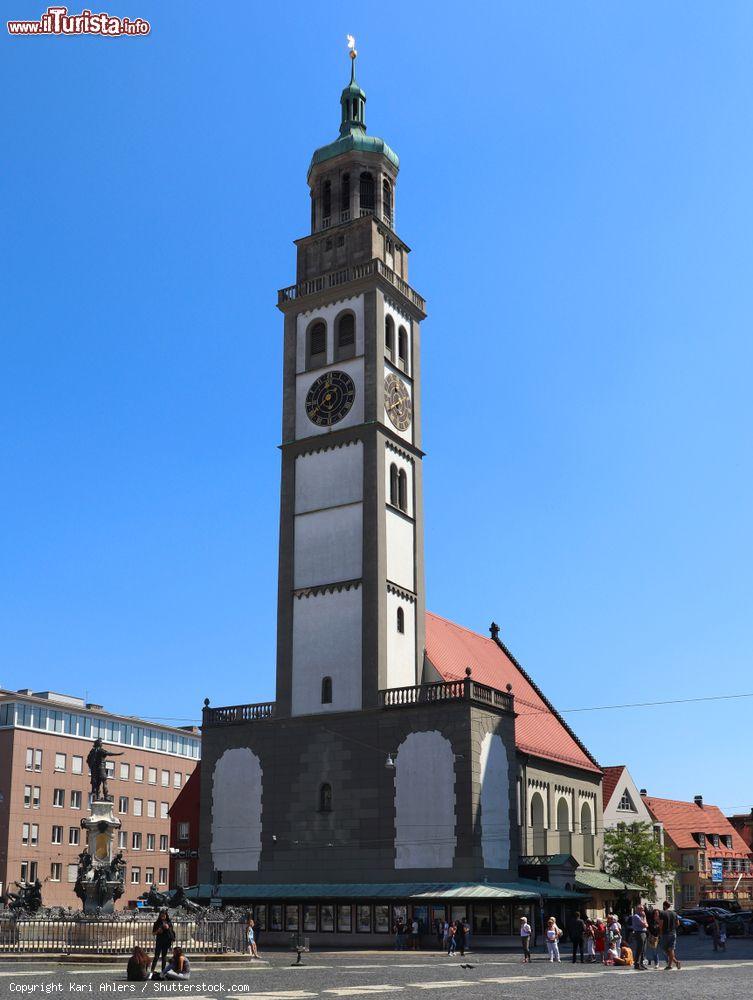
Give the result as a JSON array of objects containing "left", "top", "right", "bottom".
[{"left": 275, "top": 46, "right": 427, "bottom": 717}]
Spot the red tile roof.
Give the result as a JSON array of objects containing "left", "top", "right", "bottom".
[
  {"left": 425, "top": 612, "right": 601, "bottom": 774},
  {"left": 601, "top": 765, "right": 626, "bottom": 810},
  {"left": 643, "top": 796, "right": 752, "bottom": 858}
]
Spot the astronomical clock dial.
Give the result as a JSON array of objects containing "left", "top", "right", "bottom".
[
  {"left": 384, "top": 372, "right": 412, "bottom": 431},
  {"left": 305, "top": 370, "right": 356, "bottom": 427}
]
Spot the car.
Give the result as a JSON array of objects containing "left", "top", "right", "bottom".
[
  {"left": 680, "top": 908, "right": 718, "bottom": 927},
  {"left": 678, "top": 916, "right": 700, "bottom": 934}
]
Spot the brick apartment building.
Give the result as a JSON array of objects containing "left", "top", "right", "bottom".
[
  {"left": 644, "top": 793, "right": 753, "bottom": 907},
  {"left": 728, "top": 809, "right": 753, "bottom": 852},
  {"left": 0, "top": 689, "right": 200, "bottom": 909},
  {"left": 168, "top": 767, "right": 200, "bottom": 890}
]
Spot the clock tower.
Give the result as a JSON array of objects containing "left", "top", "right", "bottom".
[{"left": 275, "top": 47, "right": 427, "bottom": 717}]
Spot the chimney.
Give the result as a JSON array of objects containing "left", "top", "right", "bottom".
[
  {"left": 694, "top": 795, "right": 704, "bottom": 808},
  {"left": 639, "top": 789, "right": 647, "bottom": 797}
]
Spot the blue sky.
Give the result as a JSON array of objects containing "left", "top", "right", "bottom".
[{"left": 2, "top": 2, "right": 752, "bottom": 813}]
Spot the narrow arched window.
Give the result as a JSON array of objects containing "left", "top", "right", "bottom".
[
  {"left": 335, "top": 312, "right": 355, "bottom": 361},
  {"left": 321, "top": 676, "right": 332, "bottom": 704},
  {"left": 307, "top": 320, "right": 326, "bottom": 370},
  {"left": 389, "top": 463, "right": 399, "bottom": 506},
  {"left": 322, "top": 180, "right": 331, "bottom": 223},
  {"left": 319, "top": 783, "right": 332, "bottom": 812},
  {"left": 385, "top": 315, "right": 395, "bottom": 360},
  {"left": 397, "top": 607, "right": 405, "bottom": 634},
  {"left": 398, "top": 326, "right": 408, "bottom": 370},
  {"left": 310, "top": 192, "right": 316, "bottom": 233},
  {"left": 360, "top": 172, "right": 374, "bottom": 213},
  {"left": 341, "top": 173, "right": 350, "bottom": 215},
  {"left": 383, "top": 179, "right": 392, "bottom": 225},
  {"left": 398, "top": 469, "right": 408, "bottom": 512}
]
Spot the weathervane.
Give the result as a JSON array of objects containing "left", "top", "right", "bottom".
[{"left": 346, "top": 34, "right": 357, "bottom": 81}]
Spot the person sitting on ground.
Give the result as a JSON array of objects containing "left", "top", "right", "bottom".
[
  {"left": 163, "top": 947, "right": 191, "bottom": 980},
  {"left": 613, "top": 944, "right": 634, "bottom": 967},
  {"left": 126, "top": 947, "right": 150, "bottom": 981},
  {"left": 605, "top": 944, "right": 619, "bottom": 965}
]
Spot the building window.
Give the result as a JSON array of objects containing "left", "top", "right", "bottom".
[
  {"left": 360, "top": 172, "right": 374, "bottom": 213},
  {"left": 119, "top": 796, "right": 128, "bottom": 814},
  {"left": 118, "top": 831, "right": 127, "bottom": 850},
  {"left": 173, "top": 772, "right": 181, "bottom": 789},
  {"left": 335, "top": 311, "right": 356, "bottom": 361},
  {"left": 50, "top": 863, "right": 62, "bottom": 882},
  {"left": 307, "top": 320, "right": 327, "bottom": 370},
  {"left": 618, "top": 789, "right": 636, "bottom": 811},
  {"left": 120, "top": 763, "right": 129, "bottom": 781},
  {"left": 711, "top": 834, "right": 720, "bottom": 848},
  {"left": 319, "top": 783, "right": 332, "bottom": 813},
  {"left": 161, "top": 770, "right": 169, "bottom": 788},
  {"left": 158, "top": 868, "right": 168, "bottom": 885},
  {"left": 53, "top": 788, "right": 64, "bottom": 808},
  {"left": 385, "top": 315, "right": 395, "bottom": 360},
  {"left": 390, "top": 463, "right": 399, "bottom": 506},
  {"left": 398, "top": 326, "right": 408, "bottom": 370},
  {"left": 176, "top": 861, "right": 189, "bottom": 888},
  {"left": 321, "top": 676, "right": 333, "bottom": 705},
  {"left": 134, "top": 766, "right": 144, "bottom": 783},
  {"left": 70, "top": 790, "right": 82, "bottom": 810},
  {"left": 105, "top": 760, "right": 115, "bottom": 778},
  {"left": 340, "top": 173, "right": 350, "bottom": 215},
  {"left": 24, "top": 785, "right": 31, "bottom": 808},
  {"left": 52, "top": 825, "right": 63, "bottom": 845},
  {"left": 147, "top": 801, "right": 156, "bottom": 819},
  {"left": 177, "top": 821, "right": 190, "bottom": 843},
  {"left": 397, "top": 607, "right": 405, "bottom": 634},
  {"left": 148, "top": 768, "right": 157, "bottom": 785},
  {"left": 71, "top": 756, "right": 83, "bottom": 775},
  {"left": 146, "top": 833, "right": 155, "bottom": 852},
  {"left": 383, "top": 179, "right": 392, "bottom": 224},
  {"left": 131, "top": 867, "right": 141, "bottom": 885},
  {"left": 22, "top": 823, "right": 30, "bottom": 846},
  {"left": 132, "top": 832, "right": 142, "bottom": 851},
  {"left": 67, "top": 864, "right": 78, "bottom": 884},
  {"left": 322, "top": 179, "right": 331, "bottom": 222},
  {"left": 144, "top": 867, "right": 154, "bottom": 886},
  {"left": 398, "top": 469, "right": 407, "bottom": 511},
  {"left": 683, "top": 884, "right": 695, "bottom": 903},
  {"left": 68, "top": 827, "right": 80, "bottom": 846},
  {"left": 32, "top": 786, "right": 40, "bottom": 809},
  {"left": 160, "top": 802, "right": 169, "bottom": 820},
  {"left": 133, "top": 799, "right": 143, "bottom": 817},
  {"left": 54, "top": 753, "right": 66, "bottom": 772},
  {"left": 159, "top": 835, "right": 169, "bottom": 853},
  {"left": 26, "top": 748, "right": 42, "bottom": 771}
]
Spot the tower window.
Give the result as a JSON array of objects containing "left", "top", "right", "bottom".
[
  {"left": 307, "top": 321, "right": 327, "bottom": 370},
  {"left": 319, "top": 783, "right": 332, "bottom": 812},
  {"left": 335, "top": 311, "right": 356, "bottom": 361},
  {"left": 321, "top": 676, "right": 332, "bottom": 704},
  {"left": 360, "top": 172, "right": 374, "bottom": 214},
  {"left": 398, "top": 326, "right": 408, "bottom": 370},
  {"left": 383, "top": 179, "right": 392, "bottom": 225},
  {"left": 341, "top": 174, "right": 350, "bottom": 215},
  {"left": 322, "top": 179, "right": 331, "bottom": 222},
  {"left": 385, "top": 315, "right": 395, "bottom": 360},
  {"left": 397, "top": 607, "right": 405, "bottom": 634},
  {"left": 398, "top": 469, "right": 408, "bottom": 512},
  {"left": 389, "top": 463, "right": 399, "bottom": 506},
  {"left": 310, "top": 192, "right": 315, "bottom": 233}
]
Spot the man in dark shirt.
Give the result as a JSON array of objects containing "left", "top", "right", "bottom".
[
  {"left": 570, "top": 910, "right": 586, "bottom": 963},
  {"left": 659, "top": 901, "right": 681, "bottom": 970}
]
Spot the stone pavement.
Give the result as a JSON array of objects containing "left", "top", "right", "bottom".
[{"left": 0, "top": 935, "right": 751, "bottom": 999}]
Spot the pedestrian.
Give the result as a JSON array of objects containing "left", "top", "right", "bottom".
[
  {"left": 594, "top": 919, "right": 606, "bottom": 963},
  {"left": 455, "top": 918, "right": 467, "bottom": 957},
  {"left": 163, "top": 947, "right": 191, "bottom": 981},
  {"left": 630, "top": 905, "right": 648, "bottom": 969},
  {"left": 151, "top": 909, "right": 175, "bottom": 977},
  {"left": 411, "top": 916, "right": 420, "bottom": 950},
  {"left": 709, "top": 915, "right": 726, "bottom": 952},
  {"left": 584, "top": 918, "right": 596, "bottom": 962},
  {"left": 607, "top": 914, "right": 622, "bottom": 953},
  {"left": 519, "top": 915, "right": 532, "bottom": 963},
  {"left": 447, "top": 922, "right": 457, "bottom": 956},
  {"left": 246, "top": 915, "right": 259, "bottom": 959},
  {"left": 126, "top": 947, "right": 150, "bottom": 981},
  {"left": 442, "top": 919, "right": 450, "bottom": 952},
  {"left": 545, "top": 917, "right": 562, "bottom": 962},
  {"left": 569, "top": 910, "right": 586, "bottom": 963},
  {"left": 394, "top": 918, "right": 406, "bottom": 950},
  {"left": 659, "top": 900, "right": 681, "bottom": 970}
]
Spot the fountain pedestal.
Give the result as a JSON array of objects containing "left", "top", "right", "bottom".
[{"left": 77, "top": 799, "right": 125, "bottom": 915}]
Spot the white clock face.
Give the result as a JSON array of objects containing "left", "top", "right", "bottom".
[{"left": 384, "top": 373, "right": 411, "bottom": 431}]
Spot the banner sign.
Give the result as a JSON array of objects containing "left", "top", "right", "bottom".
[{"left": 711, "top": 859, "right": 723, "bottom": 883}]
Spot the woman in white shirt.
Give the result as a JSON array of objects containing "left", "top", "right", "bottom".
[{"left": 545, "top": 917, "right": 562, "bottom": 962}]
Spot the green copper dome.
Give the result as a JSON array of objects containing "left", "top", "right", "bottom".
[{"left": 308, "top": 55, "right": 399, "bottom": 178}]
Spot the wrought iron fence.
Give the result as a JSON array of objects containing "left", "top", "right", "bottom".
[{"left": 0, "top": 917, "right": 246, "bottom": 955}]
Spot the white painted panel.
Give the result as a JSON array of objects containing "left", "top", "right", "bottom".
[
  {"left": 296, "top": 294, "right": 365, "bottom": 374},
  {"left": 395, "top": 731, "right": 455, "bottom": 869},
  {"left": 386, "top": 508, "right": 414, "bottom": 592},
  {"left": 211, "top": 748, "right": 262, "bottom": 872},
  {"left": 384, "top": 448, "right": 413, "bottom": 518},
  {"left": 295, "top": 356, "right": 364, "bottom": 439},
  {"left": 382, "top": 364, "right": 413, "bottom": 444},
  {"left": 386, "top": 591, "right": 416, "bottom": 689},
  {"left": 479, "top": 733, "right": 511, "bottom": 870},
  {"left": 292, "top": 587, "right": 362, "bottom": 715},
  {"left": 294, "top": 503, "right": 362, "bottom": 589},
  {"left": 295, "top": 442, "right": 363, "bottom": 514}
]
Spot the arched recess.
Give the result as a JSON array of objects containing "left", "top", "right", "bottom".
[
  {"left": 389, "top": 463, "right": 399, "bottom": 506},
  {"left": 530, "top": 791, "right": 546, "bottom": 854},
  {"left": 581, "top": 799, "right": 595, "bottom": 865},
  {"left": 335, "top": 310, "right": 356, "bottom": 361},
  {"left": 557, "top": 796, "right": 571, "bottom": 854},
  {"left": 385, "top": 315, "right": 395, "bottom": 359},
  {"left": 395, "top": 731, "right": 455, "bottom": 869},
  {"left": 211, "top": 748, "right": 262, "bottom": 872}
]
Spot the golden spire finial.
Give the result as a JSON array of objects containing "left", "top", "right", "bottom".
[{"left": 346, "top": 34, "right": 357, "bottom": 81}]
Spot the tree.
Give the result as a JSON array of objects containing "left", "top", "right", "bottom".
[{"left": 604, "top": 822, "right": 677, "bottom": 900}]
